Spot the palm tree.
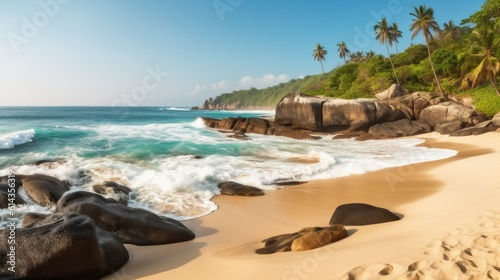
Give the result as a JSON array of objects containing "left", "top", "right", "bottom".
[
  {"left": 313, "top": 44, "right": 327, "bottom": 74},
  {"left": 337, "top": 41, "right": 350, "bottom": 64},
  {"left": 365, "top": 50, "right": 376, "bottom": 59},
  {"left": 392, "top": 23, "right": 403, "bottom": 54},
  {"left": 374, "top": 17, "right": 400, "bottom": 85},
  {"left": 441, "top": 20, "right": 460, "bottom": 41},
  {"left": 410, "top": 5, "right": 445, "bottom": 97},
  {"left": 463, "top": 28, "right": 500, "bottom": 97}
]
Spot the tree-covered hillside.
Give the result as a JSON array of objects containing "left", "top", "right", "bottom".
[{"left": 202, "top": 0, "right": 500, "bottom": 117}]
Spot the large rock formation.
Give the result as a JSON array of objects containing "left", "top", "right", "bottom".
[
  {"left": 21, "top": 174, "right": 70, "bottom": 207},
  {"left": 450, "top": 120, "right": 498, "bottom": 136},
  {"left": 274, "top": 93, "right": 326, "bottom": 131},
  {"left": 322, "top": 98, "right": 404, "bottom": 130},
  {"left": 0, "top": 182, "right": 25, "bottom": 209},
  {"left": 256, "top": 225, "right": 347, "bottom": 254},
  {"left": 375, "top": 84, "right": 408, "bottom": 100},
  {"left": 419, "top": 102, "right": 486, "bottom": 127},
  {"left": 92, "top": 181, "right": 132, "bottom": 205},
  {"left": 202, "top": 117, "right": 314, "bottom": 140},
  {"left": 329, "top": 203, "right": 400, "bottom": 226},
  {"left": 1, "top": 213, "right": 128, "bottom": 280},
  {"left": 57, "top": 191, "right": 195, "bottom": 245}
]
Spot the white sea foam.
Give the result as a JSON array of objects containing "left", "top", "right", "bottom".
[
  {"left": 0, "top": 128, "right": 457, "bottom": 222},
  {"left": 0, "top": 129, "right": 35, "bottom": 149},
  {"left": 159, "top": 107, "right": 190, "bottom": 111}
]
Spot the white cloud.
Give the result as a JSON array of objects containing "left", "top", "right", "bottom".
[
  {"left": 238, "top": 73, "right": 289, "bottom": 89},
  {"left": 189, "top": 84, "right": 207, "bottom": 95},
  {"left": 298, "top": 75, "right": 305, "bottom": 79},
  {"left": 210, "top": 80, "right": 231, "bottom": 92}
]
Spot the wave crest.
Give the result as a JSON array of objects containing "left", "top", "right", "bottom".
[{"left": 0, "top": 129, "right": 35, "bottom": 149}]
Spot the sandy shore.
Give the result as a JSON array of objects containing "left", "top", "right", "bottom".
[{"left": 103, "top": 132, "right": 500, "bottom": 280}]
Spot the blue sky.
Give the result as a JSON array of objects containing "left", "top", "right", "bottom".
[{"left": 0, "top": 0, "right": 483, "bottom": 106}]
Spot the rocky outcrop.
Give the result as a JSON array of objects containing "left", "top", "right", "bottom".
[
  {"left": 435, "top": 120, "right": 464, "bottom": 135},
  {"left": 275, "top": 93, "right": 326, "bottom": 131},
  {"left": 1, "top": 213, "right": 128, "bottom": 280},
  {"left": 256, "top": 225, "right": 347, "bottom": 254},
  {"left": 0, "top": 182, "right": 25, "bottom": 209},
  {"left": 57, "top": 191, "right": 195, "bottom": 245},
  {"left": 387, "top": 91, "right": 442, "bottom": 120},
  {"left": 375, "top": 84, "right": 408, "bottom": 100},
  {"left": 218, "top": 181, "right": 266, "bottom": 196},
  {"left": 419, "top": 102, "right": 486, "bottom": 127},
  {"left": 323, "top": 98, "right": 405, "bottom": 130},
  {"left": 21, "top": 174, "right": 70, "bottom": 207},
  {"left": 368, "top": 119, "right": 432, "bottom": 138},
  {"left": 329, "top": 203, "right": 400, "bottom": 226},
  {"left": 92, "top": 181, "right": 132, "bottom": 205},
  {"left": 450, "top": 120, "right": 498, "bottom": 136},
  {"left": 202, "top": 117, "right": 314, "bottom": 140}
]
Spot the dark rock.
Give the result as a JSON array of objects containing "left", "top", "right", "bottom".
[
  {"left": 492, "top": 112, "right": 500, "bottom": 126},
  {"left": 202, "top": 117, "right": 314, "bottom": 140},
  {"left": 0, "top": 181, "right": 25, "bottom": 208},
  {"left": 35, "top": 159, "right": 67, "bottom": 168},
  {"left": 387, "top": 91, "right": 441, "bottom": 120},
  {"left": 368, "top": 119, "right": 431, "bottom": 138},
  {"left": 273, "top": 181, "right": 308, "bottom": 186},
  {"left": 329, "top": 203, "right": 400, "bottom": 226},
  {"left": 1, "top": 213, "right": 128, "bottom": 280},
  {"left": 256, "top": 225, "right": 347, "bottom": 254},
  {"left": 450, "top": 120, "right": 497, "bottom": 136},
  {"left": 92, "top": 181, "right": 132, "bottom": 205},
  {"left": 375, "top": 84, "right": 408, "bottom": 100},
  {"left": 57, "top": 191, "right": 195, "bottom": 245},
  {"left": 435, "top": 120, "right": 464, "bottom": 135},
  {"left": 21, "top": 174, "right": 70, "bottom": 207},
  {"left": 275, "top": 93, "right": 326, "bottom": 131},
  {"left": 218, "top": 181, "right": 266, "bottom": 196}
]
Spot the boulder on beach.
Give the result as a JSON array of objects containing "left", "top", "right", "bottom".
[
  {"left": 1, "top": 213, "right": 128, "bottom": 280},
  {"left": 435, "top": 120, "right": 464, "bottom": 135},
  {"left": 492, "top": 112, "right": 500, "bottom": 126},
  {"left": 450, "top": 120, "right": 498, "bottom": 136},
  {"left": 274, "top": 93, "right": 326, "bottom": 131},
  {"left": 329, "top": 203, "right": 400, "bottom": 226},
  {"left": 21, "top": 174, "right": 70, "bottom": 207},
  {"left": 322, "top": 98, "right": 404, "bottom": 130},
  {"left": 256, "top": 225, "right": 347, "bottom": 254},
  {"left": 92, "top": 181, "right": 132, "bottom": 205},
  {"left": 419, "top": 102, "right": 486, "bottom": 127},
  {"left": 368, "top": 119, "right": 431, "bottom": 138},
  {"left": 218, "top": 181, "right": 266, "bottom": 196},
  {"left": 57, "top": 191, "right": 195, "bottom": 245},
  {"left": 375, "top": 84, "right": 408, "bottom": 100}
]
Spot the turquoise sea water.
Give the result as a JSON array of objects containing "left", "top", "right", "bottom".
[{"left": 0, "top": 107, "right": 457, "bottom": 223}]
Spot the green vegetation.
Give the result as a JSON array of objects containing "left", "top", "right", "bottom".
[{"left": 206, "top": 0, "right": 500, "bottom": 116}]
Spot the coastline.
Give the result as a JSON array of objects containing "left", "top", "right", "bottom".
[{"left": 104, "top": 132, "right": 500, "bottom": 280}]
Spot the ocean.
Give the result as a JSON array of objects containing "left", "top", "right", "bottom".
[{"left": 0, "top": 107, "right": 457, "bottom": 225}]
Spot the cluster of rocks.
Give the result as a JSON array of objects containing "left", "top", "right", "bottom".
[
  {"left": 274, "top": 85, "right": 499, "bottom": 139},
  {"left": 257, "top": 203, "right": 400, "bottom": 254},
  {"left": 0, "top": 174, "right": 195, "bottom": 279}
]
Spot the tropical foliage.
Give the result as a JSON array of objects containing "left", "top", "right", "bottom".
[{"left": 206, "top": 0, "right": 500, "bottom": 117}]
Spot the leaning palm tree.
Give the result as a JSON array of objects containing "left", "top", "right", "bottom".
[
  {"left": 313, "top": 44, "right": 327, "bottom": 74},
  {"left": 410, "top": 5, "right": 444, "bottom": 97},
  {"left": 337, "top": 41, "right": 350, "bottom": 64},
  {"left": 392, "top": 23, "right": 403, "bottom": 54},
  {"left": 374, "top": 17, "right": 400, "bottom": 85},
  {"left": 463, "top": 28, "right": 500, "bottom": 97}
]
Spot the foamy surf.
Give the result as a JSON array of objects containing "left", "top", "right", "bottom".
[{"left": 0, "top": 129, "right": 35, "bottom": 149}]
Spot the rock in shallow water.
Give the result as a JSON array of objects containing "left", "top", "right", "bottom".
[
  {"left": 21, "top": 174, "right": 70, "bottom": 207},
  {"left": 57, "top": 191, "right": 195, "bottom": 245},
  {"left": 329, "top": 203, "right": 400, "bottom": 226},
  {"left": 218, "top": 181, "right": 266, "bottom": 196},
  {"left": 1, "top": 213, "right": 128, "bottom": 280}
]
